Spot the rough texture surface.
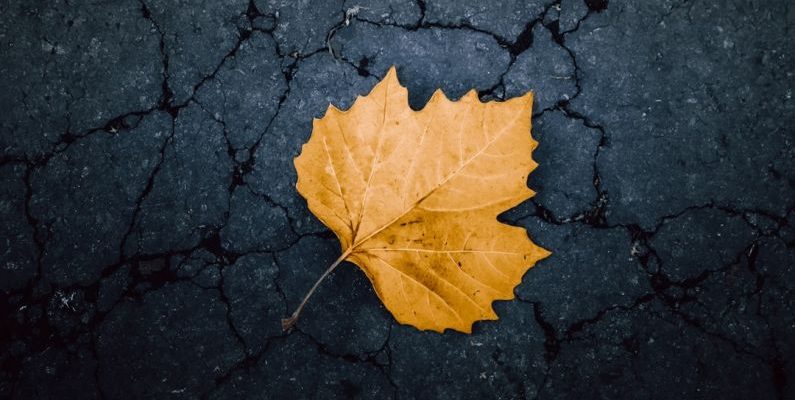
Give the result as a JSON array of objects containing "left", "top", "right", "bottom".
[{"left": 0, "top": 0, "right": 793, "bottom": 399}]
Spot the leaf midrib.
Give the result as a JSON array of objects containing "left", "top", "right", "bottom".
[{"left": 346, "top": 103, "right": 527, "bottom": 256}]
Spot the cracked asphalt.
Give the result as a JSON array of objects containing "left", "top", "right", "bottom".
[{"left": 1, "top": 0, "right": 793, "bottom": 399}]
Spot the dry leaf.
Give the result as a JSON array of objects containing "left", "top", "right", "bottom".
[{"left": 285, "top": 66, "right": 550, "bottom": 333}]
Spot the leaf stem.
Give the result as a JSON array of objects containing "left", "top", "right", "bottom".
[{"left": 281, "top": 249, "right": 352, "bottom": 331}]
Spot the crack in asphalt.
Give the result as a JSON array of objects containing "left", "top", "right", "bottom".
[{"left": 514, "top": 200, "right": 794, "bottom": 398}]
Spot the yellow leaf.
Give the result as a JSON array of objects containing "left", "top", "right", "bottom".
[{"left": 286, "top": 66, "right": 550, "bottom": 334}]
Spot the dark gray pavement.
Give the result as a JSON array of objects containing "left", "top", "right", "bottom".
[{"left": 1, "top": 0, "right": 793, "bottom": 398}]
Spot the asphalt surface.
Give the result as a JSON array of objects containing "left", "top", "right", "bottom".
[{"left": 1, "top": 0, "right": 793, "bottom": 399}]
